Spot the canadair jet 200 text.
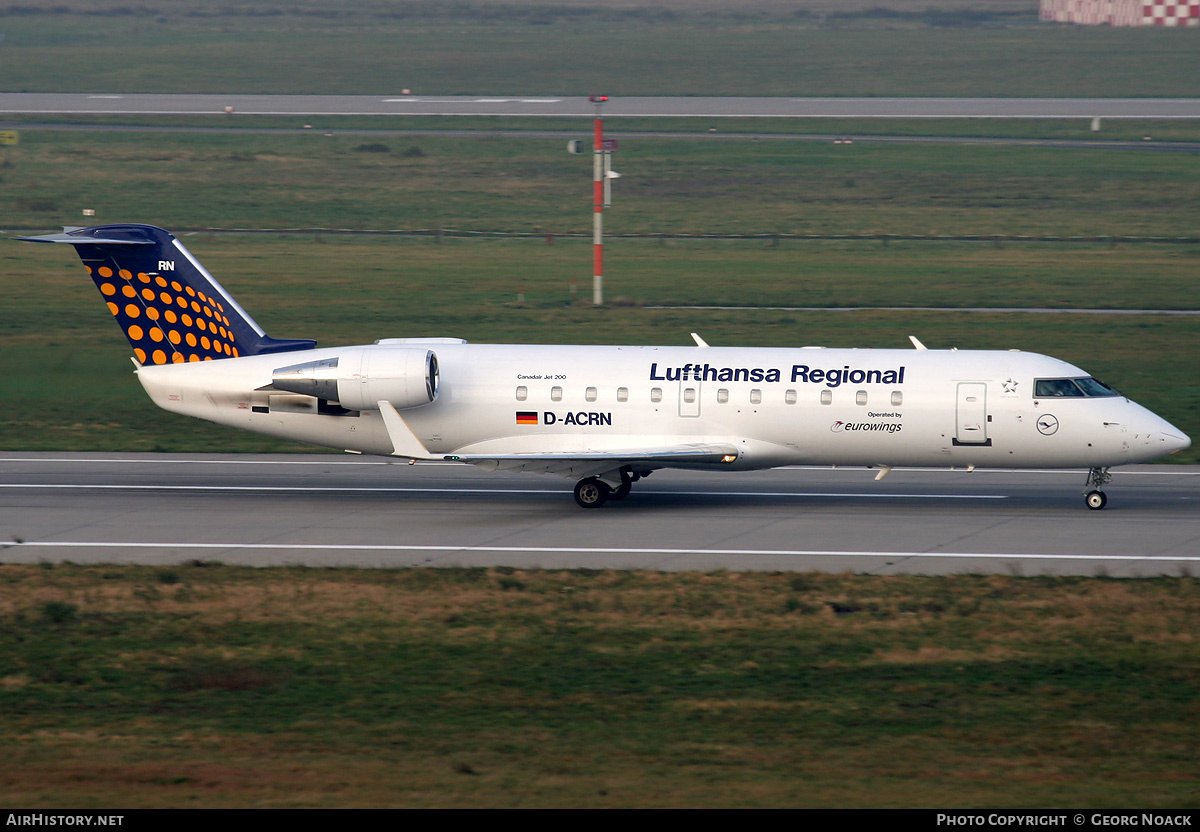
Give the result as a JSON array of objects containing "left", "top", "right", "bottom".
[{"left": 22, "top": 225, "right": 1190, "bottom": 508}]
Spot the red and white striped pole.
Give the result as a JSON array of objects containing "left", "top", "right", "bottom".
[{"left": 590, "top": 94, "right": 607, "bottom": 306}]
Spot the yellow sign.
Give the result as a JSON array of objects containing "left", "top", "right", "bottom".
[{"left": 0, "top": 131, "right": 18, "bottom": 146}]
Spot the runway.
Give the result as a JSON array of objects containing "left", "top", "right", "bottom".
[
  {"left": 2, "top": 453, "right": 1197, "bottom": 576},
  {"left": 3, "top": 94, "right": 1200, "bottom": 119}
]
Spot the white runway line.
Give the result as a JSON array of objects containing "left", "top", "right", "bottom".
[{"left": 5, "top": 541, "right": 1199, "bottom": 563}]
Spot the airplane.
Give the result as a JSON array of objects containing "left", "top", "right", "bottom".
[{"left": 22, "top": 223, "right": 1191, "bottom": 509}]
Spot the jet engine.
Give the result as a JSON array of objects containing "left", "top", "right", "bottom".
[{"left": 270, "top": 347, "right": 439, "bottom": 411}]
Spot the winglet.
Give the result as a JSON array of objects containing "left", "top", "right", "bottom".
[
  {"left": 908, "top": 335, "right": 928, "bottom": 350},
  {"left": 377, "top": 400, "right": 438, "bottom": 460},
  {"left": 691, "top": 332, "right": 709, "bottom": 348}
]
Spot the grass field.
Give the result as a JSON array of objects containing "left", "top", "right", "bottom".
[
  {"left": 1, "top": 1, "right": 1199, "bottom": 98},
  {"left": 6, "top": 129, "right": 1200, "bottom": 237},
  {"left": 0, "top": 564, "right": 1195, "bottom": 808}
]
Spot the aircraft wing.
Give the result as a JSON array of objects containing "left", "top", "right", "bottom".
[
  {"left": 375, "top": 401, "right": 739, "bottom": 477},
  {"left": 445, "top": 443, "right": 740, "bottom": 479}
]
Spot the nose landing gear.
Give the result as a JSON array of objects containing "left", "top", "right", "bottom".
[{"left": 1084, "top": 467, "right": 1112, "bottom": 510}]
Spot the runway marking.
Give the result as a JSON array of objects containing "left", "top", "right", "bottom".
[
  {"left": 0, "top": 484, "right": 1008, "bottom": 499},
  {"left": 648, "top": 305, "right": 1200, "bottom": 316},
  {"left": 381, "top": 98, "right": 561, "bottom": 104},
  {"left": 5, "top": 541, "right": 1198, "bottom": 563}
]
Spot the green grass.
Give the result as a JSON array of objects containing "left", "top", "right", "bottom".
[
  {"left": 0, "top": 2, "right": 1199, "bottom": 98},
  {"left": 0, "top": 564, "right": 1195, "bottom": 807},
  {"left": 6, "top": 129, "right": 1200, "bottom": 238}
]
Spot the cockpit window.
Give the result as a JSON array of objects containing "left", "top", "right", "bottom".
[
  {"left": 1073, "top": 377, "right": 1120, "bottom": 397},
  {"left": 1035, "top": 377, "right": 1120, "bottom": 398},
  {"left": 1035, "top": 379, "right": 1084, "bottom": 397}
]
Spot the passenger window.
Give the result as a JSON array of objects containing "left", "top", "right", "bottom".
[
  {"left": 585, "top": 386, "right": 597, "bottom": 402},
  {"left": 785, "top": 389, "right": 797, "bottom": 405},
  {"left": 856, "top": 390, "right": 867, "bottom": 406},
  {"left": 651, "top": 387, "right": 662, "bottom": 403},
  {"left": 551, "top": 386, "right": 563, "bottom": 402},
  {"left": 683, "top": 387, "right": 696, "bottom": 404},
  {"left": 750, "top": 389, "right": 762, "bottom": 405},
  {"left": 890, "top": 391, "right": 902, "bottom": 407},
  {"left": 617, "top": 387, "right": 628, "bottom": 402},
  {"left": 820, "top": 390, "right": 832, "bottom": 405},
  {"left": 515, "top": 386, "right": 528, "bottom": 401},
  {"left": 717, "top": 388, "right": 729, "bottom": 404}
]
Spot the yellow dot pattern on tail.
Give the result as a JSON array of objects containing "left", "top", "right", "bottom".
[{"left": 91, "top": 264, "right": 239, "bottom": 363}]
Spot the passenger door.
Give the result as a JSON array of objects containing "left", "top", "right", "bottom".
[{"left": 954, "top": 382, "right": 990, "bottom": 446}]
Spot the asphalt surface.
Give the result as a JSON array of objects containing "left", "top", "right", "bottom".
[
  {"left": 2, "top": 453, "right": 1197, "bottom": 576},
  {"left": 3, "top": 94, "right": 1200, "bottom": 119}
]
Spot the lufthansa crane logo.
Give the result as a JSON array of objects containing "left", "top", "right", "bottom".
[{"left": 1036, "top": 414, "right": 1060, "bottom": 435}]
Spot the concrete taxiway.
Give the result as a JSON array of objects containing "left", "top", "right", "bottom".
[
  {"left": 1, "top": 453, "right": 1196, "bottom": 576},
  {"left": 3, "top": 94, "right": 1200, "bottom": 119}
]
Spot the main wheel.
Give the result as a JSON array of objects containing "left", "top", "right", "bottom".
[
  {"left": 574, "top": 478, "right": 610, "bottom": 509},
  {"left": 1085, "top": 490, "right": 1107, "bottom": 511}
]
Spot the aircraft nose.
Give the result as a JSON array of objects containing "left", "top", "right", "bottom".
[
  {"left": 1161, "top": 428, "right": 1191, "bottom": 455},
  {"left": 1143, "top": 411, "right": 1190, "bottom": 457},
  {"left": 1125, "top": 404, "right": 1191, "bottom": 461}
]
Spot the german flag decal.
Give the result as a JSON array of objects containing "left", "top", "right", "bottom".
[{"left": 516, "top": 411, "right": 538, "bottom": 425}]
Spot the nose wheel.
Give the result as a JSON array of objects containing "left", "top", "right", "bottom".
[{"left": 1083, "top": 467, "right": 1112, "bottom": 510}]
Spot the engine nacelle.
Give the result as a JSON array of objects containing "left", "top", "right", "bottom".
[{"left": 271, "top": 347, "right": 439, "bottom": 411}]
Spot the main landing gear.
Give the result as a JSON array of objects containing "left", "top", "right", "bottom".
[
  {"left": 1084, "top": 466, "right": 1112, "bottom": 511},
  {"left": 573, "top": 467, "right": 642, "bottom": 508}
]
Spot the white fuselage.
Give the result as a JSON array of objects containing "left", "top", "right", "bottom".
[{"left": 133, "top": 342, "right": 1190, "bottom": 472}]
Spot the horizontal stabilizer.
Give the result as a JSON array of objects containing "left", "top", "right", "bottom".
[{"left": 20, "top": 230, "right": 155, "bottom": 246}]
